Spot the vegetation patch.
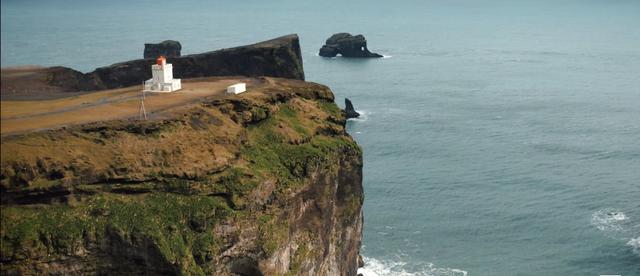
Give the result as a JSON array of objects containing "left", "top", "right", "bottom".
[
  {"left": 257, "top": 214, "right": 289, "bottom": 257},
  {"left": 1, "top": 193, "right": 231, "bottom": 273},
  {"left": 286, "top": 240, "right": 311, "bottom": 276},
  {"left": 239, "top": 103, "right": 357, "bottom": 193},
  {"left": 318, "top": 100, "right": 343, "bottom": 118}
]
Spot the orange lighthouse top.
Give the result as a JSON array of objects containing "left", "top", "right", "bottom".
[{"left": 156, "top": 56, "right": 166, "bottom": 66}]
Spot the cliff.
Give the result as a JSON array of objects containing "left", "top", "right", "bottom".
[
  {"left": 1, "top": 35, "right": 304, "bottom": 100},
  {"left": 91, "top": 34, "right": 304, "bottom": 89},
  {"left": 0, "top": 78, "right": 363, "bottom": 275}
]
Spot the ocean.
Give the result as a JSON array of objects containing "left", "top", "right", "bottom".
[{"left": 2, "top": 0, "right": 639, "bottom": 275}]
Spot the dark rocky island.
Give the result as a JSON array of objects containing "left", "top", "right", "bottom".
[
  {"left": 319, "top": 33, "right": 382, "bottom": 58},
  {"left": 0, "top": 35, "right": 363, "bottom": 275},
  {"left": 143, "top": 40, "right": 182, "bottom": 59},
  {"left": 345, "top": 98, "right": 360, "bottom": 119}
]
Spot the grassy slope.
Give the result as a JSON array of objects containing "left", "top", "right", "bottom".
[{"left": 0, "top": 81, "right": 361, "bottom": 274}]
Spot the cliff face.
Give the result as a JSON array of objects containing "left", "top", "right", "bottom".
[
  {"left": 3, "top": 34, "right": 304, "bottom": 98},
  {"left": 0, "top": 79, "right": 362, "bottom": 275}
]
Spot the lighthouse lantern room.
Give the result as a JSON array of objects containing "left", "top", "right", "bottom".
[{"left": 143, "top": 56, "right": 181, "bottom": 92}]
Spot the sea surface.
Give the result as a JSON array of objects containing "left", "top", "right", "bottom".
[{"left": 2, "top": 0, "right": 639, "bottom": 275}]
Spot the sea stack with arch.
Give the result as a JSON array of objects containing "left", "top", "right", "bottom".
[
  {"left": 319, "top": 33, "right": 382, "bottom": 58},
  {"left": 143, "top": 56, "right": 181, "bottom": 93}
]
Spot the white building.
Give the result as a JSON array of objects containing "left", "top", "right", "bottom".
[
  {"left": 143, "top": 56, "right": 181, "bottom": 92},
  {"left": 226, "top": 83, "right": 246, "bottom": 94}
]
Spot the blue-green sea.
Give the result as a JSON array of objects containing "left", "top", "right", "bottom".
[{"left": 2, "top": 0, "right": 639, "bottom": 275}]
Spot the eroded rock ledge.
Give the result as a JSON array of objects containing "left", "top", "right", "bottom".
[{"left": 0, "top": 79, "right": 363, "bottom": 275}]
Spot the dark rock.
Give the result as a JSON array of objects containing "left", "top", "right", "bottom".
[
  {"left": 229, "top": 257, "right": 263, "bottom": 276},
  {"left": 319, "top": 45, "right": 339, "bottom": 57},
  {"left": 344, "top": 98, "right": 360, "bottom": 119},
  {"left": 358, "top": 254, "right": 364, "bottom": 268},
  {"left": 319, "top": 33, "right": 382, "bottom": 58},
  {"left": 42, "top": 34, "right": 305, "bottom": 92},
  {"left": 143, "top": 40, "right": 182, "bottom": 59},
  {"left": 46, "top": 66, "right": 103, "bottom": 91},
  {"left": 188, "top": 217, "right": 207, "bottom": 233}
]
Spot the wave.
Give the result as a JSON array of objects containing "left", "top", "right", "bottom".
[
  {"left": 628, "top": 237, "right": 640, "bottom": 256},
  {"left": 591, "top": 208, "right": 640, "bottom": 257},
  {"left": 312, "top": 52, "right": 391, "bottom": 59},
  {"left": 591, "top": 208, "right": 628, "bottom": 232},
  {"left": 357, "top": 256, "right": 467, "bottom": 276},
  {"left": 347, "top": 109, "right": 369, "bottom": 122}
]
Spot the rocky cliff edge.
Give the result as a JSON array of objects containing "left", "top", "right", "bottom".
[{"left": 0, "top": 77, "right": 362, "bottom": 275}]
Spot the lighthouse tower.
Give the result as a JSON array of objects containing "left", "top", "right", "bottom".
[{"left": 143, "top": 56, "right": 181, "bottom": 92}]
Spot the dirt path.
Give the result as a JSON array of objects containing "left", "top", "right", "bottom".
[{"left": 1, "top": 77, "right": 261, "bottom": 136}]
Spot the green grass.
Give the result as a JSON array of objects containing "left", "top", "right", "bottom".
[
  {"left": 278, "top": 105, "right": 309, "bottom": 137},
  {"left": 257, "top": 214, "right": 288, "bottom": 257},
  {"left": 286, "top": 240, "right": 310, "bottom": 276},
  {"left": 241, "top": 119, "right": 321, "bottom": 190},
  {"left": 1, "top": 205, "right": 92, "bottom": 258},
  {"left": 1, "top": 193, "right": 231, "bottom": 273},
  {"left": 240, "top": 103, "right": 358, "bottom": 192},
  {"left": 317, "top": 101, "right": 342, "bottom": 118}
]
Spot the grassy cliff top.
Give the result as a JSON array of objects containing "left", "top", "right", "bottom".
[{"left": 0, "top": 77, "right": 361, "bottom": 274}]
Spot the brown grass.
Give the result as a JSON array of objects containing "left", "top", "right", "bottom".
[{"left": 1, "top": 77, "right": 261, "bottom": 136}]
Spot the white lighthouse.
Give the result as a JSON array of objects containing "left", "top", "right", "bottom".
[{"left": 143, "top": 56, "right": 181, "bottom": 92}]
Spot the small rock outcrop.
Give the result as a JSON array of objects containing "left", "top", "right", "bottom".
[
  {"left": 319, "top": 33, "right": 382, "bottom": 58},
  {"left": 143, "top": 40, "right": 182, "bottom": 59},
  {"left": 345, "top": 98, "right": 360, "bottom": 119}
]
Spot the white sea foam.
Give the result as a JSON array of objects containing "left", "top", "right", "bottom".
[
  {"left": 591, "top": 209, "right": 628, "bottom": 232},
  {"left": 347, "top": 110, "right": 369, "bottom": 122},
  {"left": 627, "top": 237, "right": 640, "bottom": 256},
  {"left": 591, "top": 209, "right": 640, "bottom": 257},
  {"left": 357, "top": 256, "right": 468, "bottom": 276},
  {"left": 382, "top": 54, "right": 392, "bottom": 59}
]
